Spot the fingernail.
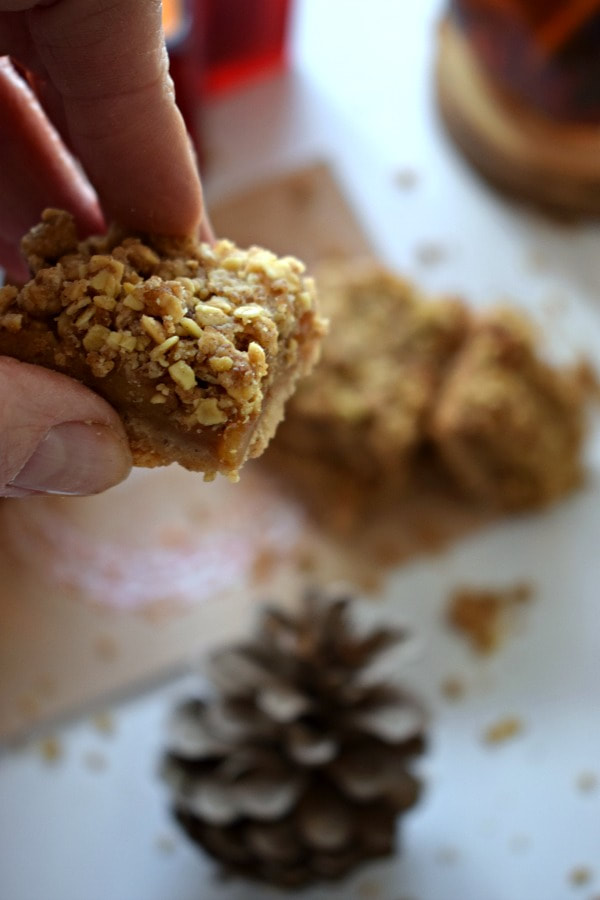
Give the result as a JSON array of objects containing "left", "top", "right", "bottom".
[{"left": 10, "top": 422, "right": 132, "bottom": 496}]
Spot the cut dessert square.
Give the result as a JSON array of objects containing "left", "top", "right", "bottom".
[
  {"left": 275, "top": 261, "right": 468, "bottom": 481},
  {"left": 0, "top": 209, "right": 326, "bottom": 480},
  {"left": 430, "top": 311, "right": 585, "bottom": 509}
]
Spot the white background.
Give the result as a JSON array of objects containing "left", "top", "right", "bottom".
[{"left": 3, "top": 1, "right": 600, "bottom": 899}]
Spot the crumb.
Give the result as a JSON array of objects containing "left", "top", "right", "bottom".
[
  {"left": 394, "top": 167, "right": 420, "bottom": 190},
  {"left": 569, "top": 866, "right": 593, "bottom": 887},
  {"left": 155, "top": 834, "right": 177, "bottom": 855},
  {"left": 483, "top": 716, "right": 524, "bottom": 745},
  {"left": 39, "top": 736, "right": 63, "bottom": 764},
  {"left": 446, "top": 582, "right": 533, "bottom": 654},
  {"left": 0, "top": 208, "right": 325, "bottom": 480},
  {"left": 576, "top": 358, "right": 600, "bottom": 402},
  {"left": 415, "top": 241, "right": 448, "bottom": 267},
  {"left": 292, "top": 543, "right": 318, "bottom": 573},
  {"left": 435, "top": 846, "right": 460, "bottom": 864},
  {"left": 357, "top": 569, "right": 384, "bottom": 594},
  {"left": 509, "top": 834, "right": 531, "bottom": 853},
  {"left": 83, "top": 750, "right": 108, "bottom": 772},
  {"left": 91, "top": 710, "right": 116, "bottom": 736},
  {"left": 251, "top": 547, "right": 279, "bottom": 584},
  {"left": 440, "top": 676, "right": 466, "bottom": 701},
  {"left": 576, "top": 771, "right": 598, "bottom": 794},
  {"left": 94, "top": 633, "right": 119, "bottom": 662}
]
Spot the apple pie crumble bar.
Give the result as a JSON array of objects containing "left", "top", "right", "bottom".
[
  {"left": 274, "top": 262, "right": 586, "bottom": 511},
  {"left": 275, "top": 261, "right": 468, "bottom": 481},
  {"left": 0, "top": 209, "right": 326, "bottom": 480}
]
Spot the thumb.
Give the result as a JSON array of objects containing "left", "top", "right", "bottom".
[{"left": 0, "top": 357, "right": 132, "bottom": 497}]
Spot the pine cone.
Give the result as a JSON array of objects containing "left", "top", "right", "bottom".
[{"left": 162, "top": 587, "right": 426, "bottom": 888}]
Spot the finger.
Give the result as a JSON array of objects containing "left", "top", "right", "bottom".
[
  {"left": 0, "top": 357, "right": 132, "bottom": 496},
  {"left": 0, "top": 57, "right": 104, "bottom": 254},
  {"left": 27, "top": 69, "right": 73, "bottom": 151},
  {"left": 30, "top": 0, "right": 204, "bottom": 235}
]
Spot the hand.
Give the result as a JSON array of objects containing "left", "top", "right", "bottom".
[{"left": 0, "top": 0, "right": 205, "bottom": 497}]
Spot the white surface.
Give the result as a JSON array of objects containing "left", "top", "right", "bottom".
[{"left": 3, "top": 1, "right": 600, "bottom": 899}]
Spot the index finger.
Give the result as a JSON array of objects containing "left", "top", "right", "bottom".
[{"left": 28, "top": 0, "right": 204, "bottom": 236}]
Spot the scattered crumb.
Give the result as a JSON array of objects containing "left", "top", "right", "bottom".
[
  {"left": 91, "top": 710, "right": 116, "bottom": 736},
  {"left": 435, "top": 846, "right": 460, "bottom": 864},
  {"left": 483, "top": 716, "right": 524, "bottom": 745},
  {"left": 155, "top": 834, "right": 177, "bottom": 855},
  {"left": 576, "top": 359, "right": 600, "bottom": 403},
  {"left": 440, "top": 676, "right": 466, "bottom": 701},
  {"left": 509, "top": 834, "right": 531, "bottom": 853},
  {"left": 446, "top": 583, "right": 533, "bottom": 654},
  {"left": 394, "top": 167, "right": 420, "bottom": 190},
  {"left": 292, "top": 542, "right": 318, "bottom": 574},
  {"left": 251, "top": 547, "right": 279, "bottom": 584},
  {"left": 39, "top": 736, "right": 63, "bottom": 764},
  {"left": 357, "top": 569, "right": 384, "bottom": 594},
  {"left": 576, "top": 771, "right": 598, "bottom": 794},
  {"left": 415, "top": 241, "right": 448, "bottom": 267},
  {"left": 141, "top": 599, "right": 180, "bottom": 623},
  {"left": 569, "top": 866, "right": 593, "bottom": 887},
  {"left": 83, "top": 750, "right": 108, "bottom": 772},
  {"left": 94, "top": 634, "right": 119, "bottom": 662}
]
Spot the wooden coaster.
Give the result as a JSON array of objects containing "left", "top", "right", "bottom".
[{"left": 436, "top": 20, "right": 600, "bottom": 218}]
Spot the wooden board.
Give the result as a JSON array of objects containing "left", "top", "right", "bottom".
[{"left": 0, "top": 162, "right": 491, "bottom": 742}]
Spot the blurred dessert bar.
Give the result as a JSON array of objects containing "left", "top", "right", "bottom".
[
  {"left": 275, "top": 261, "right": 587, "bottom": 510},
  {"left": 0, "top": 209, "right": 326, "bottom": 481},
  {"left": 275, "top": 262, "right": 467, "bottom": 483}
]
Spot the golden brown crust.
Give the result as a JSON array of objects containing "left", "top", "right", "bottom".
[
  {"left": 430, "top": 310, "right": 585, "bottom": 509},
  {"left": 0, "top": 209, "right": 326, "bottom": 480}
]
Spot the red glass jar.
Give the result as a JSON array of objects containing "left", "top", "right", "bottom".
[
  {"left": 436, "top": 1, "right": 600, "bottom": 216},
  {"left": 164, "top": 0, "right": 292, "bottom": 156}
]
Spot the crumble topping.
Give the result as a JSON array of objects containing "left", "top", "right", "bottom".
[{"left": 0, "top": 209, "right": 325, "bottom": 479}]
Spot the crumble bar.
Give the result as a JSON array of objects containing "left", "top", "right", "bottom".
[
  {"left": 275, "top": 261, "right": 468, "bottom": 481},
  {"left": 0, "top": 209, "right": 325, "bottom": 480},
  {"left": 431, "top": 311, "right": 585, "bottom": 509},
  {"left": 274, "top": 263, "right": 587, "bottom": 511}
]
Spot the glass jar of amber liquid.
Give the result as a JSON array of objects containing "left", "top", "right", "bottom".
[{"left": 436, "top": 1, "right": 600, "bottom": 216}]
